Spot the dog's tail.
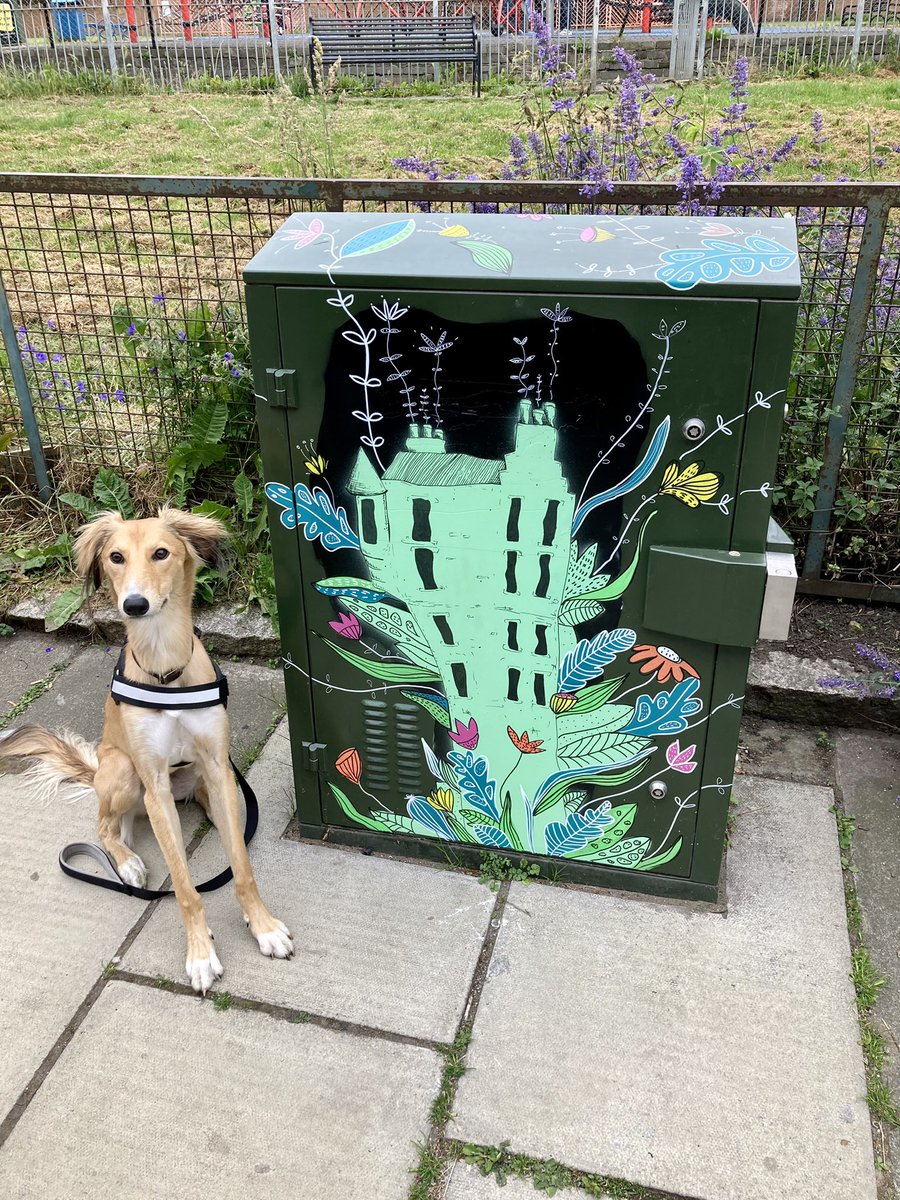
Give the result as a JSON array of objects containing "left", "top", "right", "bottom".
[{"left": 0, "top": 725, "right": 98, "bottom": 804}]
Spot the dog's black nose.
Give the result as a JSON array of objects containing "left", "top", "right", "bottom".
[{"left": 123, "top": 595, "right": 150, "bottom": 617}]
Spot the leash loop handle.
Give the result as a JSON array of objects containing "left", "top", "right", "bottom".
[{"left": 58, "top": 760, "right": 259, "bottom": 901}]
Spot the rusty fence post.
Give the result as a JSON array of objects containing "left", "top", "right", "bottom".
[{"left": 801, "top": 192, "right": 892, "bottom": 581}]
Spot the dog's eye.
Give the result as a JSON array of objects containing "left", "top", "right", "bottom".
[
  {"left": 152, "top": 548, "right": 170, "bottom": 561},
  {"left": 109, "top": 551, "right": 125, "bottom": 565}
]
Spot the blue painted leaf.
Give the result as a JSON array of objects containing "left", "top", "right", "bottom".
[
  {"left": 655, "top": 237, "right": 797, "bottom": 292},
  {"left": 314, "top": 577, "right": 388, "bottom": 602},
  {"left": 292, "top": 483, "right": 360, "bottom": 551},
  {"left": 572, "top": 417, "right": 670, "bottom": 535},
  {"left": 533, "top": 754, "right": 653, "bottom": 816},
  {"left": 264, "top": 481, "right": 299, "bottom": 530},
  {"left": 621, "top": 678, "right": 702, "bottom": 737},
  {"left": 523, "top": 785, "right": 535, "bottom": 853},
  {"left": 447, "top": 751, "right": 499, "bottom": 823},
  {"left": 407, "top": 796, "right": 457, "bottom": 841},
  {"left": 474, "top": 825, "right": 513, "bottom": 849},
  {"left": 557, "top": 627, "right": 637, "bottom": 693},
  {"left": 546, "top": 805, "right": 615, "bottom": 857},
  {"left": 339, "top": 219, "right": 415, "bottom": 260}
]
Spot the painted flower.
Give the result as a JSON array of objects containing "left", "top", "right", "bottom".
[
  {"left": 630, "top": 645, "right": 699, "bottom": 684},
  {"left": 550, "top": 692, "right": 577, "bottom": 715},
  {"left": 448, "top": 718, "right": 478, "bottom": 750},
  {"left": 280, "top": 218, "right": 325, "bottom": 250},
  {"left": 507, "top": 727, "right": 545, "bottom": 754},
  {"left": 426, "top": 787, "right": 455, "bottom": 812},
  {"left": 304, "top": 452, "right": 328, "bottom": 475},
  {"left": 515, "top": 213, "right": 552, "bottom": 221},
  {"left": 439, "top": 224, "right": 470, "bottom": 238},
  {"left": 657, "top": 462, "right": 721, "bottom": 508},
  {"left": 666, "top": 740, "right": 698, "bottom": 773},
  {"left": 329, "top": 612, "right": 362, "bottom": 640},
  {"left": 335, "top": 747, "right": 362, "bottom": 785}
]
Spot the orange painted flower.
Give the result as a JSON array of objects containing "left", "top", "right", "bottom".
[
  {"left": 335, "top": 747, "right": 362, "bottom": 785},
  {"left": 507, "top": 727, "right": 545, "bottom": 754},
  {"left": 629, "top": 644, "right": 699, "bottom": 684}
]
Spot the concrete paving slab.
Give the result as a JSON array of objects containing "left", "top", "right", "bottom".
[
  {"left": 453, "top": 776, "right": 875, "bottom": 1200},
  {"left": 124, "top": 720, "right": 495, "bottom": 1042},
  {"left": 737, "top": 716, "right": 834, "bottom": 787},
  {"left": 0, "top": 980, "right": 441, "bottom": 1200},
  {"left": 212, "top": 658, "right": 284, "bottom": 769},
  {"left": 0, "top": 630, "right": 82, "bottom": 719},
  {"left": 20, "top": 644, "right": 119, "bottom": 742},
  {"left": 835, "top": 731, "right": 900, "bottom": 1198},
  {"left": 443, "top": 1162, "right": 599, "bottom": 1199}
]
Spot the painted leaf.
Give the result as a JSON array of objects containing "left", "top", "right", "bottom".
[
  {"left": 338, "top": 597, "right": 438, "bottom": 671},
  {"left": 532, "top": 757, "right": 650, "bottom": 817},
  {"left": 315, "top": 577, "right": 389, "bottom": 602},
  {"left": 321, "top": 636, "right": 442, "bottom": 684},
  {"left": 567, "top": 677, "right": 625, "bottom": 716},
  {"left": 339, "top": 219, "right": 415, "bottom": 260},
  {"left": 546, "top": 805, "right": 614, "bottom": 857},
  {"left": 586, "top": 836, "right": 651, "bottom": 867},
  {"left": 558, "top": 598, "right": 605, "bottom": 626},
  {"left": 401, "top": 689, "right": 452, "bottom": 729},
  {"left": 456, "top": 239, "right": 514, "bottom": 275},
  {"left": 655, "top": 236, "right": 797, "bottom": 291},
  {"left": 45, "top": 586, "right": 84, "bottom": 633},
  {"left": 557, "top": 628, "right": 637, "bottom": 693},
  {"left": 499, "top": 787, "right": 525, "bottom": 853},
  {"left": 421, "top": 738, "right": 443, "bottom": 781},
  {"left": 562, "top": 790, "right": 588, "bottom": 812},
  {"left": 621, "top": 678, "right": 702, "bottom": 737},
  {"left": 574, "top": 512, "right": 657, "bottom": 604},
  {"left": 475, "top": 825, "right": 513, "bottom": 849},
  {"left": 327, "top": 783, "right": 391, "bottom": 833},
  {"left": 407, "top": 796, "right": 456, "bottom": 841},
  {"left": 572, "top": 416, "right": 671, "bottom": 535},
  {"left": 635, "top": 836, "right": 685, "bottom": 871},
  {"left": 370, "top": 810, "right": 418, "bottom": 835},
  {"left": 557, "top": 731, "right": 654, "bottom": 769},
  {"left": 447, "top": 750, "right": 499, "bottom": 823},
  {"left": 562, "top": 540, "right": 605, "bottom": 602},
  {"left": 460, "top": 809, "right": 500, "bottom": 829},
  {"left": 265, "top": 482, "right": 360, "bottom": 551}
]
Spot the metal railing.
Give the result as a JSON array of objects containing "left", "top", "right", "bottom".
[
  {"left": 0, "top": 173, "right": 897, "bottom": 598},
  {"left": 2, "top": 0, "right": 897, "bottom": 83}
]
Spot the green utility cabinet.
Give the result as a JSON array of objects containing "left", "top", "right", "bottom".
[{"left": 244, "top": 212, "right": 800, "bottom": 903}]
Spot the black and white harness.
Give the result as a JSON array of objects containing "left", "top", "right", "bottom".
[{"left": 58, "top": 640, "right": 258, "bottom": 901}]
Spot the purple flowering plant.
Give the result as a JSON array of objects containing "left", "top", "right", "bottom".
[{"left": 819, "top": 643, "right": 900, "bottom": 702}]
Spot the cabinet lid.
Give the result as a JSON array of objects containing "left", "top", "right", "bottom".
[{"left": 244, "top": 212, "right": 801, "bottom": 298}]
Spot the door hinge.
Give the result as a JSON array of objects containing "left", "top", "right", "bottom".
[
  {"left": 263, "top": 367, "right": 298, "bottom": 409},
  {"left": 300, "top": 741, "right": 327, "bottom": 773}
]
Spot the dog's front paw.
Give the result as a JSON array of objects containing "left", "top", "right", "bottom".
[
  {"left": 185, "top": 946, "right": 224, "bottom": 995},
  {"left": 254, "top": 920, "right": 294, "bottom": 960},
  {"left": 117, "top": 855, "right": 148, "bottom": 889}
]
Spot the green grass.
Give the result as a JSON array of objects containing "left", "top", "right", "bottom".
[{"left": 0, "top": 76, "right": 897, "bottom": 180}]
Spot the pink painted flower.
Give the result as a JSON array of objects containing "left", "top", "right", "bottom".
[
  {"left": 516, "top": 213, "right": 552, "bottom": 221},
  {"left": 329, "top": 612, "right": 362, "bottom": 640},
  {"left": 448, "top": 717, "right": 479, "bottom": 750},
  {"left": 280, "top": 218, "right": 325, "bottom": 250},
  {"left": 701, "top": 223, "right": 735, "bottom": 237},
  {"left": 665, "top": 740, "right": 698, "bottom": 774}
]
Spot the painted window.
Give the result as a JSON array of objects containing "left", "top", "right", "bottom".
[
  {"left": 507, "top": 668, "right": 520, "bottom": 702},
  {"left": 534, "top": 625, "right": 548, "bottom": 655},
  {"left": 542, "top": 499, "right": 560, "bottom": 546},
  {"left": 505, "top": 551, "right": 518, "bottom": 594},
  {"left": 507, "top": 621, "right": 519, "bottom": 651},
  {"left": 507, "top": 497, "right": 522, "bottom": 543},
  {"left": 412, "top": 498, "right": 432, "bottom": 542},
  {"left": 415, "top": 548, "right": 437, "bottom": 590},
  {"left": 451, "top": 662, "right": 468, "bottom": 697},
  {"left": 360, "top": 499, "right": 378, "bottom": 545},
  {"left": 535, "top": 553, "right": 551, "bottom": 598},
  {"left": 534, "top": 674, "right": 546, "bottom": 705},
  {"left": 433, "top": 615, "right": 454, "bottom": 645}
]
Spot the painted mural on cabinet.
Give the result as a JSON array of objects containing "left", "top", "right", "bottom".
[{"left": 263, "top": 216, "right": 793, "bottom": 874}]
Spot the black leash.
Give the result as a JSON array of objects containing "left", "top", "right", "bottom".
[{"left": 58, "top": 638, "right": 257, "bottom": 900}]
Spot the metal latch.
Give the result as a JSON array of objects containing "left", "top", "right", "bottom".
[
  {"left": 263, "top": 367, "right": 298, "bottom": 410},
  {"left": 300, "top": 741, "right": 327, "bottom": 773}
]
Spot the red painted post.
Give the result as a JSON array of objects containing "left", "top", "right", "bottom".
[
  {"left": 181, "top": 0, "right": 192, "bottom": 39},
  {"left": 261, "top": 0, "right": 270, "bottom": 37},
  {"left": 228, "top": 6, "right": 237, "bottom": 35},
  {"left": 125, "top": 0, "right": 138, "bottom": 42},
  {"left": 641, "top": 0, "right": 651, "bottom": 29}
]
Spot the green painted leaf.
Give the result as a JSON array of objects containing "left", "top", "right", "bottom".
[
  {"left": 558, "top": 731, "right": 653, "bottom": 769},
  {"left": 562, "top": 789, "right": 587, "bottom": 812},
  {"left": 460, "top": 809, "right": 499, "bottom": 829},
  {"left": 400, "top": 689, "right": 452, "bottom": 728},
  {"left": 499, "top": 787, "right": 525, "bottom": 852},
  {"left": 92, "top": 468, "right": 134, "bottom": 518},
  {"left": 321, "top": 636, "right": 442, "bottom": 684},
  {"left": 557, "top": 705, "right": 633, "bottom": 739},
  {"left": 558, "top": 598, "right": 605, "bottom": 626},
  {"left": 314, "top": 576, "right": 388, "bottom": 602},
  {"left": 533, "top": 760, "right": 648, "bottom": 817},
  {"left": 234, "top": 472, "right": 253, "bottom": 521},
  {"left": 562, "top": 540, "right": 607, "bottom": 602},
  {"left": 457, "top": 239, "right": 514, "bottom": 275},
  {"left": 371, "top": 810, "right": 417, "bottom": 835},
  {"left": 339, "top": 219, "right": 415, "bottom": 259},
  {"left": 327, "top": 783, "right": 390, "bottom": 832},
  {"left": 45, "top": 587, "right": 84, "bottom": 633},
  {"left": 566, "top": 677, "right": 625, "bottom": 716},
  {"left": 635, "top": 836, "right": 684, "bottom": 871},
  {"left": 565, "top": 835, "right": 651, "bottom": 865},
  {"left": 574, "top": 511, "right": 656, "bottom": 604},
  {"left": 338, "top": 597, "right": 438, "bottom": 672}
]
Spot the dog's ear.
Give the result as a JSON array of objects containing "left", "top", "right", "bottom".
[
  {"left": 74, "top": 511, "right": 124, "bottom": 591},
  {"left": 158, "top": 507, "right": 228, "bottom": 569}
]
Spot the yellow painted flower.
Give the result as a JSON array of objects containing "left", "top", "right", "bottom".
[
  {"left": 440, "top": 224, "right": 470, "bottom": 238},
  {"left": 427, "top": 787, "right": 455, "bottom": 812},
  {"left": 304, "top": 452, "right": 328, "bottom": 475},
  {"left": 550, "top": 692, "right": 577, "bottom": 715},
  {"left": 658, "top": 461, "right": 721, "bottom": 508}
]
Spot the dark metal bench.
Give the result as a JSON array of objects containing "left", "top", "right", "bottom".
[
  {"left": 309, "top": 17, "right": 482, "bottom": 96},
  {"left": 841, "top": 0, "right": 899, "bottom": 23}
]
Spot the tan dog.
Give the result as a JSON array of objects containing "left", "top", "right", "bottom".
[{"left": 0, "top": 507, "right": 292, "bottom": 993}]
